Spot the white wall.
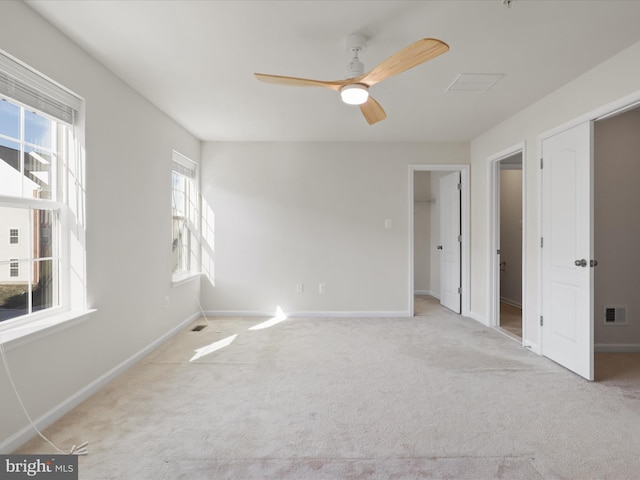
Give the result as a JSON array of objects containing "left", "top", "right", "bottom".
[
  {"left": 499, "top": 168, "right": 522, "bottom": 306},
  {"left": 0, "top": 1, "right": 201, "bottom": 451},
  {"left": 594, "top": 110, "right": 640, "bottom": 347},
  {"left": 200, "top": 142, "right": 468, "bottom": 316},
  {"left": 413, "top": 171, "right": 431, "bottom": 294},
  {"left": 470, "top": 39, "right": 640, "bottom": 348}
]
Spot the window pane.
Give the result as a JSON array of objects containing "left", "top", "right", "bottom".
[
  {"left": 0, "top": 100, "right": 20, "bottom": 140},
  {"left": 24, "top": 147, "right": 53, "bottom": 199},
  {"left": 172, "top": 172, "right": 186, "bottom": 216},
  {"left": 32, "top": 259, "right": 57, "bottom": 312},
  {"left": 172, "top": 217, "right": 190, "bottom": 274},
  {"left": 0, "top": 138, "right": 21, "bottom": 196},
  {"left": 1, "top": 206, "right": 29, "bottom": 261},
  {"left": 0, "top": 261, "right": 28, "bottom": 322},
  {"left": 24, "top": 110, "right": 53, "bottom": 149},
  {"left": 34, "top": 209, "right": 56, "bottom": 258}
]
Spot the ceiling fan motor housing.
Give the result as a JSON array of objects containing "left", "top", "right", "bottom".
[{"left": 345, "top": 33, "right": 367, "bottom": 78}]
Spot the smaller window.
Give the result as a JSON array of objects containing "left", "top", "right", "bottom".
[
  {"left": 10, "top": 259, "right": 18, "bottom": 277},
  {"left": 9, "top": 229, "right": 18, "bottom": 245},
  {"left": 171, "top": 151, "right": 199, "bottom": 281}
]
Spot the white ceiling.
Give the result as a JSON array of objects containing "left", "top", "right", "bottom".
[{"left": 25, "top": 0, "right": 640, "bottom": 142}]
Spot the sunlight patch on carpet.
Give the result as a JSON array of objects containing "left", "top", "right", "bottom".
[
  {"left": 248, "top": 306, "right": 287, "bottom": 331},
  {"left": 190, "top": 334, "right": 238, "bottom": 362}
]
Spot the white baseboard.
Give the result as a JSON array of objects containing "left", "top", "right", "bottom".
[
  {"left": 595, "top": 344, "right": 640, "bottom": 353},
  {"left": 205, "top": 310, "right": 412, "bottom": 318},
  {"left": 500, "top": 297, "right": 522, "bottom": 308},
  {"left": 523, "top": 341, "right": 541, "bottom": 355},
  {"left": 414, "top": 290, "right": 440, "bottom": 299},
  {"left": 0, "top": 311, "right": 200, "bottom": 454}
]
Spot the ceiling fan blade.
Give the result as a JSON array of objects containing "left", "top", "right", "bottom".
[
  {"left": 360, "top": 96, "right": 387, "bottom": 125},
  {"left": 359, "top": 38, "right": 449, "bottom": 87},
  {"left": 254, "top": 73, "right": 345, "bottom": 91}
]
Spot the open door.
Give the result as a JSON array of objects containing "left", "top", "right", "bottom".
[
  {"left": 541, "top": 122, "right": 594, "bottom": 380},
  {"left": 439, "top": 171, "right": 461, "bottom": 313}
]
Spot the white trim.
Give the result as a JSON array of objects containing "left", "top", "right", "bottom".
[
  {"left": 524, "top": 341, "right": 540, "bottom": 354},
  {"left": 204, "top": 310, "right": 411, "bottom": 318},
  {"left": 171, "top": 272, "right": 202, "bottom": 287},
  {"left": 500, "top": 297, "right": 522, "bottom": 309},
  {"left": 0, "top": 309, "right": 95, "bottom": 351},
  {"left": 414, "top": 290, "right": 440, "bottom": 299},
  {"left": 541, "top": 89, "right": 640, "bottom": 141},
  {"left": 409, "top": 164, "right": 470, "bottom": 318},
  {"left": 0, "top": 310, "right": 200, "bottom": 453},
  {"left": 486, "top": 142, "right": 527, "bottom": 349}
]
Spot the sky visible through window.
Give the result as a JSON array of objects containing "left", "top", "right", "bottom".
[{"left": 0, "top": 99, "right": 52, "bottom": 148}]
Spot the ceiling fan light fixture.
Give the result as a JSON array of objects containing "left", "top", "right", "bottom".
[{"left": 340, "top": 84, "right": 369, "bottom": 105}]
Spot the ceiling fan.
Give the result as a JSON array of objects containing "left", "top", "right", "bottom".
[{"left": 254, "top": 35, "right": 449, "bottom": 125}]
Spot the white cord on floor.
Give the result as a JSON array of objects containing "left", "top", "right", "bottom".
[
  {"left": 197, "top": 298, "right": 210, "bottom": 324},
  {"left": 0, "top": 342, "right": 88, "bottom": 455}
]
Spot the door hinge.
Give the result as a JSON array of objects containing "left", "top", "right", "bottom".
[
  {"left": 457, "top": 286, "right": 462, "bottom": 294},
  {"left": 540, "top": 158, "right": 544, "bottom": 169},
  {"left": 457, "top": 234, "right": 462, "bottom": 243},
  {"left": 457, "top": 183, "right": 462, "bottom": 191},
  {"left": 540, "top": 237, "right": 544, "bottom": 248},
  {"left": 540, "top": 315, "right": 543, "bottom": 326}
]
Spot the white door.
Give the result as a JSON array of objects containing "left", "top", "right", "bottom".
[
  {"left": 440, "top": 172, "right": 461, "bottom": 313},
  {"left": 541, "top": 122, "right": 593, "bottom": 380}
]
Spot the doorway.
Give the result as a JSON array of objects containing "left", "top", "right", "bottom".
[
  {"left": 409, "top": 165, "right": 470, "bottom": 318},
  {"left": 539, "top": 101, "right": 640, "bottom": 381},
  {"left": 488, "top": 144, "right": 526, "bottom": 344}
]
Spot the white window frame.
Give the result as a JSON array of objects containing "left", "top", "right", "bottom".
[
  {"left": 0, "top": 49, "right": 90, "bottom": 344},
  {"left": 171, "top": 150, "right": 200, "bottom": 284}
]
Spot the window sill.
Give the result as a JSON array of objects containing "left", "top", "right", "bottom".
[
  {"left": 172, "top": 272, "right": 202, "bottom": 287},
  {"left": 0, "top": 309, "right": 96, "bottom": 351}
]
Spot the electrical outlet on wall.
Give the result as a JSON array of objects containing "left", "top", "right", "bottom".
[
  {"left": 319, "top": 283, "right": 326, "bottom": 294},
  {"left": 296, "top": 283, "right": 304, "bottom": 294}
]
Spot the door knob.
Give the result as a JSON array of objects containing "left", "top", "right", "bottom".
[
  {"left": 574, "top": 259, "right": 587, "bottom": 267},
  {"left": 437, "top": 245, "right": 443, "bottom": 250},
  {"left": 590, "top": 259, "right": 598, "bottom": 267}
]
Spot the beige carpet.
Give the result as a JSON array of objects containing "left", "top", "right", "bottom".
[{"left": 14, "top": 297, "right": 640, "bottom": 479}]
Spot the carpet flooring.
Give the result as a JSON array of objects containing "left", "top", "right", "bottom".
[{"left": 14, "top": 296, "right": 640, "bottom": 479}]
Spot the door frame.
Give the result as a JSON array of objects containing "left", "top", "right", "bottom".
[
  {"left": 409, "top": 164, "right": 470, "bottom": 318},
  {"left": 487, "top": 142, "right": 527, "bottom": 346},
  {"left": 536, "top": 89, "right": 640, "bottom": 371}
]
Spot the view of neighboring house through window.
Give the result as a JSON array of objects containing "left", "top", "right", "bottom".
[
  {"left": 0, "top": 50, "right": 85, "bottom": 325},
  {"left": 171, "top": 151, "right": 199, "bottom": 281}
]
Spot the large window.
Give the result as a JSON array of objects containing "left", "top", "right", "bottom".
[
  {"left": 171, "top": 151, "right": 199, "bottom": 282},
  {"left": 0, "top": 50, "right": 84, "bottom": 327}
]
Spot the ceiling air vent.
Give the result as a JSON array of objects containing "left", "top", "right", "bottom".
[
  {"left": 604, "top": 306, "right": 627, "bottom": 325},
  {"left": 446, "top": 73, "right": 504, "bottom": 92}
]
